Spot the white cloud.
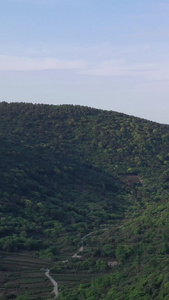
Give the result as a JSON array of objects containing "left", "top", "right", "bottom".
[
  {"left": 81, "top": 60, "right": 169, "bottom": 82},
  {"left": 1, "top": 54, "right": 169, "bottom": 86},
  {"left": 0, "top": 55, "right": 86, "bottom": 71},
  {"left": 81, "top": 60, "right": 128, "bottom": 76}
]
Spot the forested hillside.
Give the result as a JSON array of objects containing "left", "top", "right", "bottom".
[{"left": 1, "top": 102, "right": 169, "bottom": 299}]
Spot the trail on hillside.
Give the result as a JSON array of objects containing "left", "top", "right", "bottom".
[
  {"left": 45, "top": 233, "right": 92, "bottom": 297},
  {"left": 45, "top": 269, "right": 59, "bottom": 298},
  {"left": 45, "top": 227, "right": 119, "bottom": 297},
  {"left": 72, "top": 232, "right": 93, "bottom": 258}
]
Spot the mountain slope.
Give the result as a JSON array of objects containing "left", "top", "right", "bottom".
[{"left": 1, "top": 102, "right": 169, "bottom": 299}]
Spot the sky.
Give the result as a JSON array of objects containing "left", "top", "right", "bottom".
[{"left": 1, "top": 0, "right": 169, "bottom": 124}]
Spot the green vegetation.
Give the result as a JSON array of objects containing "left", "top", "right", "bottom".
[
  {"left": 0, "top": 252, "right": 53, "bottom": 300},
  {"left": 1, "top": 102, "right": 169, "bottom": 299}
]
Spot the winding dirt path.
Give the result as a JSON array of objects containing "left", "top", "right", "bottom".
[
  {"left": 72, "top": 232, "right": 93, "bottom": 258},
  {"left": 45, "top": 226, "right": 121, "bottom": 297},
  {"left": 45, "top": 269, "right": 59, "bottom": 298}
]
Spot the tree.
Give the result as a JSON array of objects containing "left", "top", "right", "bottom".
[{"left": 116, "top": 244, "right": 134, "bottom": 263}]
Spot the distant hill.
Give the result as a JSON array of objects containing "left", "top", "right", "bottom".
[{"left": 1, "top": 102, "right": 169, "bottom": 299}]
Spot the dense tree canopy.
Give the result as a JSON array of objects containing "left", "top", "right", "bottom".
[{"left": 1, "top": 102, "right": 169, "bottom": 299}]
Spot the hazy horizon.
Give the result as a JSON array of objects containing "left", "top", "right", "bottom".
[{"left": 1, "top": 0, "right": 169, "bottom": 124}]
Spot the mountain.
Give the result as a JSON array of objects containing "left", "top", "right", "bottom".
[{"left": 1, "top": 102, "right": 169, "bottom": 299}]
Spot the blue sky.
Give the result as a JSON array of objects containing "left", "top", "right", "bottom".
[{"left": 1, "top": 0, "right": 169, "bottom": 124}]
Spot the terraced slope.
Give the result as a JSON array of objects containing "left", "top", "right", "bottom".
[{"left": 0, "top": 252, "right": 53, "bottom": 300}]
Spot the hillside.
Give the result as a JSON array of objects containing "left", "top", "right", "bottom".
[{"left": 1, "top": 102, "right": 169, "bottom": 299}]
